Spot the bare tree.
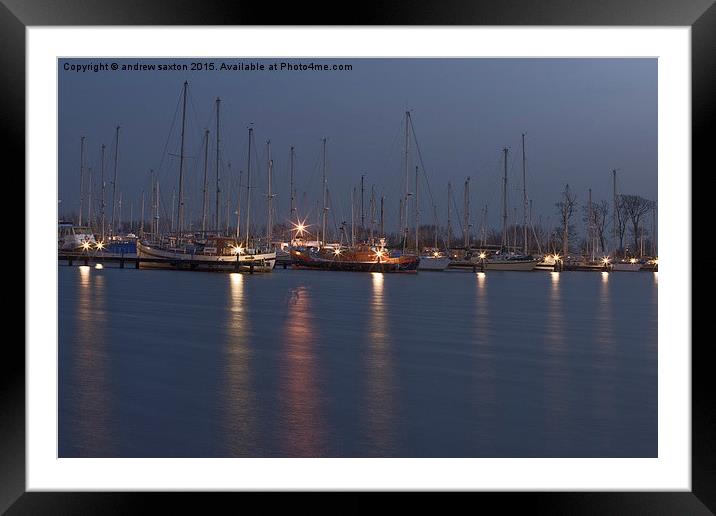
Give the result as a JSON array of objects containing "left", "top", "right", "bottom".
[
  {"left": 582, "top": 199, "right": 609, "bottom": 255},
  {"left": 555, "top": 184, "right": 577, "bottom": 256},
  {"left": 621, "top": 194, "right": 654, "bottom": 253},
  {"left": 613, "top": 195, "right": 629, "bottom": 256}
]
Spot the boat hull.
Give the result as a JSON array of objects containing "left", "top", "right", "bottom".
[
  {"left": 418, "top": 257, "right": 451, "bottom": 271},
  {"left": 290, "top": 249, "right": 419, "bottom": 273},
  {"left": 611, "top": 263, "right": 642, "bottom": 272},
  {"left": 484, "top": 259, "right": 538, "bottom": 271},
  {"left": 136, "top": 242, "right": 276, "bottom": 272}
]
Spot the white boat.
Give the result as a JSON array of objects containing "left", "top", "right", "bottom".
[
  {"left": 611, "top": 259, "right": 642, "bottom": 272},
  {"left": 534, "top": 254, "right": 558, "bottom": 271},
  {"left": 484, "top": 254, "right": 539, "bottom": 271},
  {"left": 58, "top": 221, "right": 96, "bottom": 251},
  {"left": 418, "top": 251, "right": 451, "bottom": 271},
  {"left": 137, "top": 237, "right": 276, "bottom": 272}
]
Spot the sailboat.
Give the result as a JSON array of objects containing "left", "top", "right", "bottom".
[
  {"left": 483, "top": 144, "right": 538, "bottom": 271},
  {"left": 136, "top": 82, "right": 276, "bottom": 272},
  {"left": 288, "top": 136, "right": 419, "bottom": 272}
]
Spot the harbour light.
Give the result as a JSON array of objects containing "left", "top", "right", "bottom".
[
  {"left": 81, "top": 241, "right": 91, "bottom": 251},
  {"left": 95, "top": 241, "right": 105, "bottom": 250},
  {"left": 478, "top": 252, "right": 486, "bottom": 260},
  {"left": 95, "top": 263, "right": 103, "bottom": 270}
]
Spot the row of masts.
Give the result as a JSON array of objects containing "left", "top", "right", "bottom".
[{"left": 73, "top": 84, "right": 654, "bottom": 258}]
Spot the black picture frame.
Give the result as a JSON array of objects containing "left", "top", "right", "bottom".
[{"left": 6, "top": 0, "right": 713, "bottom": 512}]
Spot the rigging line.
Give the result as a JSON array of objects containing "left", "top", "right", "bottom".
[{"left": 154, "top": 86, "right": 184, "bottom": 182}]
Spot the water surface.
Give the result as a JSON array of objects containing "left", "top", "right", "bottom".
[{"left": 59, "top": 266, "right": 657, "bottom": 457}]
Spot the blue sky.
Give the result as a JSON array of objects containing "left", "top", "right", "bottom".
[{"left": 58, "top": 58, "right": 656, "bottom": 233}]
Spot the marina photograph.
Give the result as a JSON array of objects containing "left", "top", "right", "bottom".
[{"left": 57, "top": 57, "right": 658, "bottom": 458}]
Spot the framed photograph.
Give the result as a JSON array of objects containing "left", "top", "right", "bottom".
[{"left": 7, "top": 0, "right": 713, "bottom": 512}]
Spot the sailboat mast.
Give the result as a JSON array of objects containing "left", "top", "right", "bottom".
[
  {"left": 201, "top": 129, "right": 209, "bottom": 235},
  {"left": 100, "top": 144, "right": 106, "bottom": 241},
  {"left": 155, "top": 179, "right": 160, "bottom": 235},
  {"left": 612, "top": 168, "right": 617, "bottom": 257},
  {"left": 414, "top": 166, "right": 419, "bottom": 252},
  {"left": 501, "top": 147, "right": 508, "bottom": 251},
  {"left": 215, "top": 98, "right": 221, "bottom": 234},
  {"left": 235, "top": 169, "right": 242, "bottom": 240},
  {"left": 110, "top": 126, "right": 120, "bottom": 236},
  {"left": 360, "top": 174, "right": 365, "bottom": 233},
  {"left": 176, "top": 81, "right": 188, "bottom": 239},
  {"left": 588, "top": 188, "right": 594, "bottom": 261},
  {"left": 404, "top": 111, "right": 410, "bottom": 250},
  {"left": 321, "top": 137, "right": 327, "bottom": 245},
  {"left": 140, "top": 189, "right": 145, "bottom": 237},
  {"left": 522, "top": 133, "right": 528, "bottom": 254},
  {"left": 447, "top": 181, "right": 452, "bottom": 249},
  {"left": 225, "top": 162, "right": 231, "bottom": 236},
  {"left": 370, "top": 185, "right": 375, "bottom": 242},
  {"left": 245, "top": 127, "right": 253, "bottom": 245},
  {"left": 79, "top": 136, "right": 85, "bottom": 226},
  {"left": 463, "top": 177, "right": 470, "bottom": 249},
  {"left": 433, "top": 204, "right": 438, "bottom": 250},
  {"left": 266, "top": 140, "right": 273, "bottom": 245},
  {"left": 289, "top": 146, "right": 296, "bottom": 220},
  {"left": 351, "top": 187, "right": 355, "bottom": 247},
  {"left": 87, "top": 167, "right": 93, "bottom": 228},
  {"left": 380, "top": 196, "right": 384, "bottom": 237}
]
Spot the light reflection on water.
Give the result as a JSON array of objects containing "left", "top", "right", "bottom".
[
  {"left": 363, "top": 272, "right": 396, "bottom": 455},
  {"left": 59, "top": 266, "right": 657, "bottom": 458},
  {"left": 74, "top": 267, "right": 113, "bottom": 456},
  {"left": 224, "top": 273, "right": 255, "bottom": 456},
  {"left": 473, "top": 270, "right": 494, "bottom": 448},
  {"left": 280, "top": 285, "right": 325, "bottom": 456},
  {"left": 545, "top": 270, "right": 569, "bottom": 449}
]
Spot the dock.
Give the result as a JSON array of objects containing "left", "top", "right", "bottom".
[{"left": 57, "top": 251, "right": 266, "bottom": 273}]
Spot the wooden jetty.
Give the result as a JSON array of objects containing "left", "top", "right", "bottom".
[{"left": 57, "top": 251, "right": 265, "bottom": 273}]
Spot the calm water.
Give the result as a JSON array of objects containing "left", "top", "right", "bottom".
[{"left": 58, "top": 266, "right": 657, "bottom": 457}]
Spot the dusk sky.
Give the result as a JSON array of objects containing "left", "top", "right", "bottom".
[{"left": 58, "top": 58, "right": 657, "bottom": 234}]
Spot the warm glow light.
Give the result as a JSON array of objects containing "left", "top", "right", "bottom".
[
  {"left": 95, "top": 241, "right": 105, "bottom": 250},
  {"left": 478, "top": 252, "right": 486, "bottom": 260},
  {"left": 333, "top": 247, "right": 342, "bottom": 256},
  {"left": 231, "top": 245, "right": 244, "bottom": 255},
  {"left": 81, "top": 241, "right": 91, "bottom": 251},
  {"left": 602, "top": 256, "right": 611, "bottom": 265},
  {"left": 433, "top": 251, "right": 439, "bottom": 257},
  {"left": 95, "top": 263, "right": 103, "bottom": 270},
  {"left": 553, "top": 254, "right": 561, "bottom": 261},
  {"left": 629, "top": 258, "right": 637, "bottom": 264},
  {"left": 291, "top": 218, "right": 310, "bottom": 237},
  {"left": 375, "top": 250, "right": 385, "bottom": 259}
]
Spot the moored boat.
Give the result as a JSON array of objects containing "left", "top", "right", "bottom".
[
  {"left": 137, "top": 237, "right": 276, "bottom": 272},
  {"left": 290, "top": 240, "right": 419, "bottom": 273},
  {"left": 58, "top": 221, "right": 96, "bottom": 251},
  {"left": 483, "top": 251, "right": 539, "bottom": 271},
  {"left": 418, "top": 250, "right": 451, "bottom": 271}
]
